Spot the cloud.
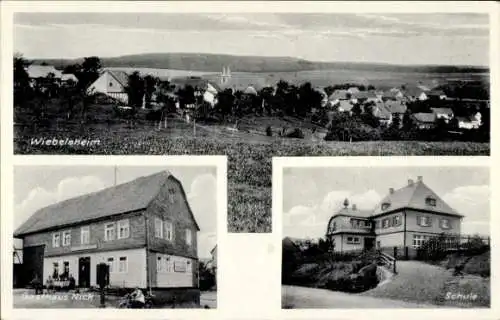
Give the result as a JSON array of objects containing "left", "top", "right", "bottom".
[
  {"left": 15, "top": 176, "right": 106, "bottom": 229},
  {"left": 442, "top": 185, "right": 490, "bottom": 235},
  {"left": 187, "top": 173, "right": 217, "bottom": 234},
  {"left": 284, "top": 189, "right": 382, "bottom": 239}
]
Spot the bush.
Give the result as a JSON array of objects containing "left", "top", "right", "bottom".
[
  {"left": 286, "top": 128, "right": 305, "bottom": 139},
  {"left": 266, "top": 126, "right": 273, "bottom": 136}
]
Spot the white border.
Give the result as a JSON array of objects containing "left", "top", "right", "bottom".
[
  {"left": 274, "top": 156, "right": 497, "bottom": 319},
  {"left": 1, "top": 1, "right": 499, "bottom": 319}
]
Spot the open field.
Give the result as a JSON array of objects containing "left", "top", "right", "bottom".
[
  {"left": 107, "top": 66, "right": 489, "bottom": 90},
  {"left": 14, "top": 114, "right": 490, "bottom": 232}
]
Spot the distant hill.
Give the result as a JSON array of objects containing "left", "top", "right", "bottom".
[{"left": 30, "top": 52, "right": 489, "bottom": 74}]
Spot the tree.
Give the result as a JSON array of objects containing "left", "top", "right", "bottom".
[
  {"left": 361, "top": 103, "right": 380, "bottom": 128},
  {"left": 13, "top": 53, "right": 32, "bottom": 106},
  {"left": 351, "top": 103, "right": 362, "bottom": 117},
  {"left": 143, "top": 75, "right": 158, "bottom": 109},
  {"left": 78, "top": 56, "right": 102, "bottom": 89},
  {"left": 126, "top": 71, "right": 145, "bottom": 110}
]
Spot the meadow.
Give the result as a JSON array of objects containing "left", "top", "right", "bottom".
[{"left": 14, "top": 115, "right": 490, "bottom": 233}]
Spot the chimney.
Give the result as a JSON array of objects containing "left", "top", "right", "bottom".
[
  {"left": 408, "top": 179, "right": 414, "bottom": 186},
  {"left": 417, "top": 176, "right": 423, "bottom": 183},
  {"left": 389, "top": 188, "right": 394, "bottom": 194},
  {"left": 352, "top": 204, "right": 357, "bottom": 211}
]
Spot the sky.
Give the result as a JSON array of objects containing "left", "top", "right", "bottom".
[
  {"left": 14, "top": 166, "right": 217, "bottom": 259},
  {"left": 14, "top": 12, "right": 489, "bottom": 66},
  {"left": 282, "top": 166, "right": 490, "bottom": 239}
]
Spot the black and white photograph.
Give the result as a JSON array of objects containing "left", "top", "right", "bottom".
[
  {"left": 281, "top": 164, "right": 490, "bottom": 308},
  {"left": 11, "top": 10, "right": 491, "bottom": 233},
  {"left": 12, "top": 165, "right": 218, "bottom": 309}
]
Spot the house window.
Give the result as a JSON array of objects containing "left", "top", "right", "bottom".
[
  {"left": 392, "top": 215, "right": 401, "bottom": 227},
  {"left": 107, "top": 257, "right": 114, "bottom": 273},
  {"left": 185, "top": 228, "right": 192, "bottom": 246},
  {"left": 118, "top": 257, "right": 128, "bottom": 273},
  {"left": 165, "top": 257, "right": 173, "bottom": 273},
  {"left": 364, "top": 221, "right": 371, "bottom": 228},
  {"left": 382, "top": 219, "right": 390, "bottom": 229},
  {"left": 346, "top": 236, "right": 360, "bottom": 244},
  {"left": 440, "top": 218, "right": 451, "bottom": 230},
  {"left": 417, "top": 216, "right": 432, "bottom": 227},
  {"left": 117, "top": 219, "right": 130, "bottom": 239},
  {"left": 154, "top": 217, "right": 163, "bottom": 238},
  {"left": 381, "top": 203, "right": 390, "bottom": 211},
  {"left": 425, "top": 197, "right": 437, "bottom": 206},
  {"left": 157, "top": 256, "right": 164, "bottom": 273},
  {"left": 62, "top": 230, "right": 71, "bottom": 246},
  {"left": 81, "top": 226, "right": 90, "bottom": 245},
  {"left": 165, "top": 221, "right": 173, "bottom": 241},
  {"left": 62, "top": 261, "right": 70, "bottom": 279},
  {"left": 52, "top": 233, "right": 60, "bottom": 248},
  {"left": 168, "top": 188, "right": 176, "bottom": 203},
  {"left": 105, "top": 223, "right": 116, "bottom": 241},
  {"left": 109, "top": 82, "right": 113, "bottom": 87},
  {"left": 412, "top": 234, "right": 430, "bottom": 248}
]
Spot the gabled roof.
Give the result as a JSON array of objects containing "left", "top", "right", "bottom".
[
  {"left": 352, "top": 90, "right": 377, "bottom": 99},
  {"left": 403, "top": 86, "right": 427, "bottom": 98},
  {"left": 427, "top": 90, "right": 446, "bottom": 97},
  {"left": 107, "top": 70, "right": 130, "bottom": 87},
  {"left": 337, "top": 100, "right": 354, "bottom": 112},
  {"left": 27, "top": 65, "right": 63, "bottom": 79},
  {"left": 372, "top": 103, "right": 391, "bottom": 120},
  {"left": 61, "top": 74, "right": 78, "bottom": 82},
  {"left": 431, "top": 107, "right": 453, "bottom": 115},
  {"left": 385, "top": 100, "right": 407, "bottom": 114},
  {"left": 412, "top": 112, "right": 436, "bottom": 123},
  {"left": 371, "top": 179, "right": 461, "bottom": 217},
  {"left": 328, "top": 89, "right": 349, "bottom": 101},
  {"left": 334, "top": 207, "right": 372, "bottom": 218},
  {"left": 14, "top": 171, "right": 200, "bottom": 237}
]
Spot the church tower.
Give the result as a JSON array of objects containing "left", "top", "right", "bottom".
[{"left": 220, "top": 65, "right": 231, "bottom": 85}]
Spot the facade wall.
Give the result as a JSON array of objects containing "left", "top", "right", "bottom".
[
  {"left": 326, "top": 215, "right": 372, "bottom": 236},
  {"left": 405, "top": 209, "right": 461, "bottom": 235},
  {"left": 43, "top": 248, "right": 147, "bottom": 288},
  {"left": 374, "top": 211, "right": 405, "bottom": 236},
  {"left": 146, "top": 176, "right": 198, "bottom": 260},
  {"left": 23, "top": 212, "right": 146, "bottom": 258},
  {"left": 152, "top": 253, "right": 196, "bottom": 288},
  {"left": 331, "top": 234, "right": 375, "bottom": 252},
  {"left": 375, "top": 232, "right": 405, "bottom": 249},
  {"left": 86, "top": 72, "right": 128, "bottom": 103}
]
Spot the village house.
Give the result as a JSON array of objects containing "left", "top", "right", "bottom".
[
  {"left": 412, "top": 112, "right": 436, "bottom": 129},
  {"left": 14, "top": 171, "right": 200, "bottom": 291},
  {"left": 328, "top": 89, "right": 350, "bottom": 106},
  {"left": 372, "top": 102, "right": 392, "bottom": 127},
  {"left": 336, "top": 100, "right": 355, "bottom": 113},
  {"left": 431, "top": 107, "right": 454, "bottom": 123},
  {"left": 326, "top": 176, "right": 463, "bottom": 255},
  {"left": 351, "top": 90, "right": 379, "bottom": 104},
  {"left": 26, "top": 65, "right": 63, "bottom": 88},
  {"left": 403, "top": 86, "right": 428, "bottom": 101},
  {"left": 427, "top": 89, "right": 447, "bottom": 100},
  {"left": 86, "top": 70, "right": 130, "bottom": 105},
  {"left": 457, "top": 113, "right": 482, "bottom": 130},
  {"left": 385, "top": 100, "right": 407, "bottom": 123},
  {"left": 61, "top": 73, "right": 79, "bottom": 86}
]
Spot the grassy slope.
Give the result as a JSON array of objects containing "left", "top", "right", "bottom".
[
  {"left": 361, "top": 260, "right": 490, "bottom": 307},
  {"left": 14, "top": 115, "right": 490, "bottom": 233}
]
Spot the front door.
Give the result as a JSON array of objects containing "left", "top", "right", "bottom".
[
  {"left": 78, "top": 257, "right": 91, "bottom": 287},
  {"left": 364, "top": 238, "right": 375, "bottom": 251}
]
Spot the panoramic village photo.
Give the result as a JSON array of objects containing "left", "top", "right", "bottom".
[
  {"left": 12, "top": 165, "right": 218, "bottom": 309},
  {"left": 12, "top": 12, "right": 490, "bottom": 233},
  {"left": 281, "top": 165, "right": 490, "bottom": 308}
]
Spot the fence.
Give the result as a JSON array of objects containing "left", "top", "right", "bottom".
[{"left": 380, "top": 234, "right": 490, "bottom": 261}]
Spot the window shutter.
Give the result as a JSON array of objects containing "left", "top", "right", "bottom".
[
  {"left": 416, "top": 215, "right": 421, "bottom": 226},
  {"left": 428, "top": 217, "right": 433, "bottom": 227}
]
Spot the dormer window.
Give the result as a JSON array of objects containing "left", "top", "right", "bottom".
[
  {"left": 425, "top": 197, "right": 437, "bottom": 206},
  {"left": 381, "top": 203, "right": 390, "bottom": 211}
]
